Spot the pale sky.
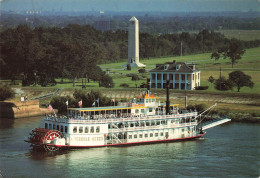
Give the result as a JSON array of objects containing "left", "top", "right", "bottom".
[{"left": 1, "top": 0, "right": 259, "bottom": 12}]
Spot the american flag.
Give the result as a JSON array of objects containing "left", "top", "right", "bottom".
[
  {"left": 48, "top": 104, "right": 53, "bottom": 112},
  {"left": 78, "top": 100, "right": 82, "bottom": 107}
]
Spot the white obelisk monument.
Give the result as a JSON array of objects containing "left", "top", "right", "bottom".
[{"left": 124, "top": 16, "right": 145, "bottom": 68}]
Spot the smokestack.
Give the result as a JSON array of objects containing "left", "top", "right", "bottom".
[{"left": 166, "top": 80, "right": 170, "bottom": 115}]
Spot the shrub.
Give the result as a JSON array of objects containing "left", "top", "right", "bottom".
[
  {"left": 138, "top": 68, "right": 146, "bottom": 73},
  {"left": 195, "top": 86, "right": 209, "bottom": 90},
  {"left": 126, "top": 73, "right": 134, "bottom": 77},
  {"left": 214, "top": 77, "right": 233, "bottom": 91},
  {"left": 127, "top": 64, "right": 131, "bottom": 70},
  {"left": 100, "top": 75, "right": 114, "bottom": 88},
  {"left": 120, "top": 83, "right": 129, "bottom": 88},
  {"left": 131, "top": 74, "right": 140, "bottom": 81},
  {"left": 0, "top": 84, "right": 15, "bottom": 101}
]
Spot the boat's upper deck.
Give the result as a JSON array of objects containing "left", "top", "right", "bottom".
[{"left": 44, "top": 111, "right": 198, "bottom": 124}]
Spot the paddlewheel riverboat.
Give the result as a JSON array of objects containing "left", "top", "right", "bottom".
[{"left": 25, "top": 82, "right": 231, "bottom": 152}]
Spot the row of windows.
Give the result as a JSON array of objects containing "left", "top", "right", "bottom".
[
  {"left": 109, "top": 120, "right": 168, "bottom": 129},
  {"left": 151, "top": 73, "right": 199, "bottom": 81},
  {"left": 128, "top": 132, "right": 169, "bottom": 139},
  {"left": 45, "top": 123, "right": 68, "bottom": 133},
  {"left": 73, "top": 126, "right": 100, "bottom": 134}
]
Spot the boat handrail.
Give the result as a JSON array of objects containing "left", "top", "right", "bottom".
[
  {"left": 44, "top": 112, "right": 198, "bottom": 124},
  {"left": 108, "top": 122, "right": 197, "bottom": 133}
]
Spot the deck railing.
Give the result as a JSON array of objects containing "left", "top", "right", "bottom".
[
  {"left": 108, "top": 122, "right": 197, "bottom": 133},
  {"left": 44, "top": 112, "right": 197, "bottom": 124}
]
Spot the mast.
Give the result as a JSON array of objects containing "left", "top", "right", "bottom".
[{"left": 166, "top": 80, "right": 170, "bottom": 115}]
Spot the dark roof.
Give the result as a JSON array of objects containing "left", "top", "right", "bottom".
[{"left": 150, "top": 62, "right": 199, "bottom": 73}]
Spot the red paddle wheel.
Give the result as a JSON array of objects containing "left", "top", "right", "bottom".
[{"left": 26, "top": 128, "right": 63, "bottom": 152}]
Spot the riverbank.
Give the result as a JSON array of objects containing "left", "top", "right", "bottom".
[{"left": 0, "top": 100, "right": 53, "bottom": 119}]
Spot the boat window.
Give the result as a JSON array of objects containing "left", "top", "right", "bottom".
[
  {"left": 150, "top": 133, "right": 153, "bottom": 137},
  {"left": 90, "top": 126, "right": 94, "bottom": 133},
  {"left": 49, "top": 124, "right": 52, "bottom": 130},
  {"left": 85, "top": 126, "right": 89, "bottom": 133},
  {"left": 156, "top": 121, "right": 160, "bottom": 125},
  {"left": 135, "top": 122, "right": 139, "bottom": 127},
  {"left": 53, "top": 124, "right": 56, "bottom": 130},
  {"left": 125, "top": 123, "right": 129, "bottom": 128},
  {"left": 57, "top": 125, "right": 60, "bottom": 131},
  {"left": 134, "top": 134, "right": 137, "bottom": 138},
  {"left": 96, "top": 126, "right": 100, "bottom": 133},
  {"left": 161, "top": 120, "right": 166, "bottom": 125},
  {"left": 166, "top": 132, "right": 169, "bottom": 136},
  {"left": 160, "top": 132, "right": 164, "bottom": 136},
  {"left": 139, "top": 134, "right": 143, "bottom": 138},
  {"left": 151, "top": 121, "right": 155, "bottom": 126},
  {"left": 182, "top": 129, "right": 185, "bottom": 132},
  {"left": 79, "top": 126, "right": 83, "bottom": 133},
  {"left": 140, "top": 122, "right": 145, "bottom": 127},
  {"left": 65, "top": 126, "right": 68, "bottom": 133},
  {"left": 130, "top": 123, "right": 134, "bottom": 127},
  {"left": 155, "top": 133, "right": 159, "bottom": 137},
  {"left": 149, "top": 108, "right": 153, "bottom": 112},
  {"left": 135, "top": 109, "right": 139, "bottom": 114},
  {"left": 171, "top": 120, "right": 174, "bottom": 123},
  {"left": 73, "top": 126, "right": 77, "bottom": 133},
  {"left": 141, "top": 109, "right": 145, "bottom": 113},
  {"left": 146, "top": 121, "right": 150, "bottom": 126},
  {"left": 45, "top": 123, "right": 48, "bottom": 129},
  {"left": 61, "top": 125, "right": 64, "bottom": 132},
  {"left": 129, "top": 135, "right": 132, "bottom": 139},
  {"left": 145, "top": 134, "right": 148, "bottom": 138}
]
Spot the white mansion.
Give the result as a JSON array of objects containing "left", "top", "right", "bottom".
[{"left": 149, "top": 60, "right": 200, "bottom": 90}]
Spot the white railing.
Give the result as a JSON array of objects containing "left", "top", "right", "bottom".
[
  {"left": 44, "top": 112, "right": 197, "bottom": 124},
  {"left": 108, "top": 122, "right": 197, "bottom": 133}
]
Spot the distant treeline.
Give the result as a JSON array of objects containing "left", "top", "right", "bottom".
[
  {"left": 0, "top": 24, "right": 260, "bottom": 82},
  {"left": 1, "top": 13, "right": 260, "bottom": 33}
]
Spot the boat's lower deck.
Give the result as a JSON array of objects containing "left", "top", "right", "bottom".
[{"left": 47, "top": 132, "right": 206, "bottom": 149}]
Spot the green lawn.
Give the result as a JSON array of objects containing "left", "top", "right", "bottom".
[
  {"left": 2, "top": 47, "right": 260, "bottom": 94},
  {"left": 100, "top": 47, "right": 260, "bottom": 94}
]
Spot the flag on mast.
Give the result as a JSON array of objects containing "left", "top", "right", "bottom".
[
  {"left": 92, "top": 101, "right": 95, "bottom": 107},
  {"left": 78, "top": 100, "right": 82, "bottom": 107},
  {"left": 65, "top": 100, "right": 68, "bottom": 106},
  {"left": 48, "top": 104, "right": 53, "bottom": 112}
]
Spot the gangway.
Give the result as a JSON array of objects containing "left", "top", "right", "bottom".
[{"left": 202, "top": 117, "right": 231, "bottom": 130}]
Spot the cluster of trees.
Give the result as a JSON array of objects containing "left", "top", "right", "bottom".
[
  {"left": 0, "top": 24, "right": 113, "bottom": 87},
  {"left": 208, "top": 71, "right": 254, "bottom": 92},
  {"left": 1, "top": 24, "right": 259, "bottom": 86},
  {"left": 2, "top": 13, "right": 260, "bottom": 33},
  {"left": 0, "top": 84, "right": 15, "bottom": 101},
  {"left": 50, "top": 90, "right": 115, "bottom": 113}
]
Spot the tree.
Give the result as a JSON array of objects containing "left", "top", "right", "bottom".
[
  {"left": 223, "top": 39, "right": 245, "bottom": 68},
  {"left": 225, "top": 39, "right": 246, "bottom": 68},
  {"left": 211, "top": 51, "right": 220, "bottom": 61},
  {"left": 0, "top": 84, "right": 15, "bottom": 101},
  {"left": 208, "top": 75, "right": 215, "bottom": 84},
  {"left": 228, "top": 70, "right": 254, "bottom": 92}
]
